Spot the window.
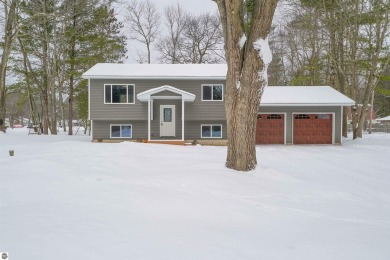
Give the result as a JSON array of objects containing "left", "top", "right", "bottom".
[
  {"left": 110, "top": 125, "right": 132, "bottom": 138},
  {"left": 202, "top": 84, "right": 223, "bottom": 101},
  {"left": 163, "top": 108, "right": 172, "bottom": 122},
  {"left": 315, "top": 114, "right": 330, "bottom": 120},
  {"left": 295, "top": 114, "right": 310, "bottom": 119},
  {"left": 201, "top": 124, "right": 222, "bottom": 138},
  {"left": 267, "top": 114, "right": 282, "bottom": 119},
  {"left": 105, "top": 84, "right": 135, "bottom": 104}
]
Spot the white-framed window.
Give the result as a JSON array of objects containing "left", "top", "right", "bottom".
[
  {"left": 201, "top": 124, "right": 222, "bottom": 138},
  {"left": 201, "top": 84, "right": 223, "bottom": 101},
  {"left": 104, "top": 84, "right": 135, "bottom": 104},
  {"left": 110, "top": 124, "right": 132, "bottom": 138}
]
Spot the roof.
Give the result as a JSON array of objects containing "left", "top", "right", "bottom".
[
  {"left": 82, "top": 63, "right": 227, "bottom": 79},
  {"left": 137, "top": 85, "right": 195, "bottom": 102},
  {"left": 377, "top": 116, "right": 390, "bottom": 122},
  {"left": 261, "top": 86, "right": 355, "bottom": 106}
]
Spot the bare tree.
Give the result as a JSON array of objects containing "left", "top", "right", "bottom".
[
  {"left": 317, "top": 0, "right": 390, "bottom": 139},
  {"left": 0, "top": 0, "right": 19, "bottom": 133},
  {"left": 182, "top": 13, "right": 224, "bottom": 63},
  {"left": 157, "top": 3, "right": 187, "bottom": 64},
  {"left": 126, "top": 0, "right": 160, "bottom": 64},
  {"left": 214, "top": 0, "right": 278, "bottom": 171}
]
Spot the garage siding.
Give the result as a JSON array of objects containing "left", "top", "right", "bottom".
[{"left": 259, "top": 106, "right": 342, "bottom": 144}]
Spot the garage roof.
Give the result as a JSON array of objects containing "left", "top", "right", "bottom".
[
  {"left": 261, "top": 86, "right": 355, "bottom": 106},
  {"left": 377, "top": 115, "right": 390, "bottom": 122}
]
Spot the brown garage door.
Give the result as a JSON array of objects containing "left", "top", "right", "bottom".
[
  {"left": 293, "top": 114, "right": 332, "bottom": 144},
  {"left": 256, "top": 114, "right": 285, "bottom": 144}
]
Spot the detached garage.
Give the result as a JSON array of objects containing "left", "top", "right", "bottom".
[{"left": 257, "top": 86, "right": 354, "bottom": 145}]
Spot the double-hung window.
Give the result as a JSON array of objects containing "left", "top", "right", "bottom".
[
  {"left": 202, "top": 84, "right": 223, "bottom": 101},
  {"left": 110, "top": 125, "right": 132, "bottom": 138},
  {"left": 105, "top": 84, "right": 135, "bottom": 104},
  {"left": 201, "top": 124, "right": 222, "bottom": 138}
]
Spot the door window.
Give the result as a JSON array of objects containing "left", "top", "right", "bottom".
[{"left": 164, "top": 108, "right": 172, "bottom": 122}]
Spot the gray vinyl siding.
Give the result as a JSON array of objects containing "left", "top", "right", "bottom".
[
  {"left": 90, "top": 79, "right": 226, "bottom": 121},
  {"left": 259, "top": 106, "right": 343, "bottom": 144},
  {"left": 91, "top": 119, "right": 227, "bottom": 141}
]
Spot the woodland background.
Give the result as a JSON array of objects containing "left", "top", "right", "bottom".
[{"left": 0, "top": 0, "right": 389, "bottom": 137}]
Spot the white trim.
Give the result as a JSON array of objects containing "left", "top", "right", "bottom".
[
  {"left": 258, "top": 113, "right": 287, "bottom": 144},
  {"left": 182, "top": 99, "right": 185, "bottom": 141},
  {"left": 260, "top": 103, "right": 354, "bottom": 107},
  {"left": 110, "top": 124, "right": 133, "bottom": 138},
  {"left": 200, "top": 124, "right": 223, "bottom": 138},
  {"left": 148, "top": 100, "right": 151, "bottom": 141},
  {"left": 104, "top": 84, "right": 135, "bottom": 104},
  {"left": 151, "top": 96, "right": 182, "bottom": 100},
  {"left": 340, "top": 106, "right": 343, "bottom": 144},
  {"left": 151, "top": 100, "right": 154, "bottom": 121},
  {"left": 291, "top": 112, "right": 335, "bottom": 144},
  {"left": 332, "top": 113, "right": 336, "bottom": 144},
  {"left": 91, "top": 120, "right": 93, "bottom": 141},
  {"left": 201, "top": 84, "right": 224, "bottom": 101},
  {"left": 88, "top": 79, "right": 91, "bottom": 120},
  {"left": 137, "top": 85, "right": 195, "bottom": 102},
  {"left": 83, "top": 76, "right": 226, "bottom": 80}
]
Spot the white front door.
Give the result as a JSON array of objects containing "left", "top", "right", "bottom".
[{"left": 160, "top": 105, "right": 175, "bottom": 137}]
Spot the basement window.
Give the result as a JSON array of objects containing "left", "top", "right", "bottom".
[
  {"left": 201, "top": 124, "right": 222, "bottom": 138},
  {"left": 111, "top": 124, "right": 132, "bottom": 138}
]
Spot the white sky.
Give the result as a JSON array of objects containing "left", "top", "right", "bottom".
[
  {"left": 120, "top": 0, "right": 219, "bottom": 63},
  {"left": 147, "top": 0, "right": 218, "bottom": 14},
  {"left": 120, "top": 0, "right": 286, "bottom": 64}
]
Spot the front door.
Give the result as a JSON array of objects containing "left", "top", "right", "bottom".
[{"left": 160, "top": 105, "right": 175, "bottom": 137}]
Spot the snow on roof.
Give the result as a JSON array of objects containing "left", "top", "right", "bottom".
[
  {"left": 377, "top": 116, "right": 390, "bottom": 121},
  {"left": 82, "top": 63, "right": 227, "bottom": 79},
  {"left": 261, "top": 86, "right": 355, "bottom": 106}
]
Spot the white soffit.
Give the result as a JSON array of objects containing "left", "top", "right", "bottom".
[{"left": 137, "top": 85, "right": 195, "bottom": 102}]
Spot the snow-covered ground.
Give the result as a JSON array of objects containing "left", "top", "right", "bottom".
[{"left": 1, "top": 128, "right": 389, "bottom": 260}]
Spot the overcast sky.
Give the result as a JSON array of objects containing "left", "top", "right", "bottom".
[
  {"left": 121, "top": 0, "right": 285, "bottom": 63},
  {"left": 121, "top": 0, "right": 219, "bottom": 63},
  {"left": 147, "top": 0, "right": 218, "bottom": 14}
]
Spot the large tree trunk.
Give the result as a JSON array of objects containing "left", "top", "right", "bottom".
[{"left": 216, "top": 0, "right": 278, "bottom": 171}]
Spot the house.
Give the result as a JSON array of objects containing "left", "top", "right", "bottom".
[
  {"left": 82, "top": 63, "right": 354, "bottom": 145},
  {"left": 376, "top": 116, "right": 390, "bottom": 133},
  {"left": 376, "top": 115, "right": 390, "bottom": 123}
]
